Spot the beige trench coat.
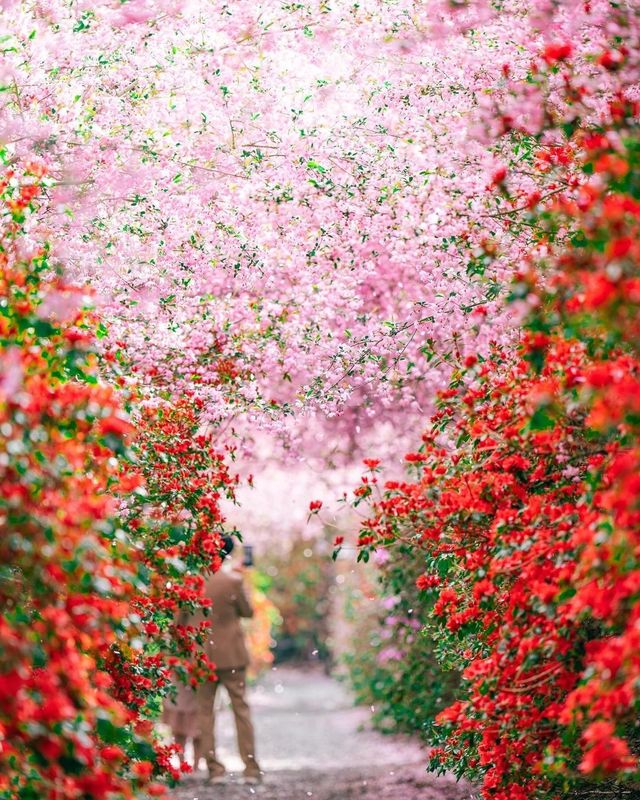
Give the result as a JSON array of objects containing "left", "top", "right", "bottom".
[{"left": 163, "top": 567, "right": 254, "bottom": 738}]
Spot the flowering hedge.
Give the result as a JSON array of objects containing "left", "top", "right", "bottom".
[
  {"left": 0, "top": 161, "right": 161, "bottom": 797},
  {"left": 3, "top": 3, "right": 640, "bottom": 798},
  {"left": 0, "top": 161, "right": 238, "bottom": 797},
  {"left": 347, "top": 4, "right": 640, "bottom": 799}
]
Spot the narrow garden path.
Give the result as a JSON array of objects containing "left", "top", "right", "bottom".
[{"left": 173, "top": 667, "right": 475, "bottom": 800}]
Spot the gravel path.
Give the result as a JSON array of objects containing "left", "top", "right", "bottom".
[{"left": 172, "top": 667, "right": 476, "bottom": 800}]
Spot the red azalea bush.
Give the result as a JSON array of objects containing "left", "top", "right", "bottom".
[
  {"left": 354, "top": 337, "right": 629, "bottom": 798},
  {"left": 122, "top": 398, "right": 240, "bottom": 700},
  {"left": 348, "top": 4, "right": 640, "bottom": 799},
  {"left": 0, "top": 161, "right": 238, "bottom": 797},
  {"left": 0, "top": 161, "right": 163, "bottom": 797}
]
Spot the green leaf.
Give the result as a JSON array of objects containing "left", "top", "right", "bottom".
[
  {"left": 528, "top": 406, "right": 556, "bottom": 431},
  {"left": 96, "top": 717, "right": 129, "bottom": 745}
]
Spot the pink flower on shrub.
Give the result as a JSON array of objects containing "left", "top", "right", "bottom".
[{"left": 377, "top": 647, "right": 404, "bottom": 664}]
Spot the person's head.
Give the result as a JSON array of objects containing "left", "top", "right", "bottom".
[{"left": 220, "top": 535, "right": 235, "bottom": 560}]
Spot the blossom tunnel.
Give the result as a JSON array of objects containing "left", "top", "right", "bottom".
[{"left": 1, "top": 1, "right": 639, "bottom": 799}]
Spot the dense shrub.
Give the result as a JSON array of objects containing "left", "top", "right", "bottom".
[
  {"left": 345, "top": 545, "right": 459, "bottom": 739},
  {"left": 0, "top": 162, "right": 168, "bottom": 798},
  {"left": 0, "top": 161, "right": 238, "bottom": 797},
  {"left": 344, "top": 4, "right": 640, "bottom": 799}
]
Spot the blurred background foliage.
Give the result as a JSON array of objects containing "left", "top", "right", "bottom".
[
  {"left": 250, "top": 537, "right": 334, "bottom": 666},
  {"left": 246, "top": 537, "right": 458, "bottom": 746},
  {"left": 343, "top": 545, "right": 460, "bottom": 740}
]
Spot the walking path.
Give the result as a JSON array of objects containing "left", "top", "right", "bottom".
[{"left": 172, "top": 666, "right": 475, "bottom": 800}]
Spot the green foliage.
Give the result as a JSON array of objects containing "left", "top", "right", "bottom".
[
  {"left": 345, "top": 547, "right": 459, "bottom": 740},
  {"left": 259, "top": 537, "right": 334, "bottom": 662}
]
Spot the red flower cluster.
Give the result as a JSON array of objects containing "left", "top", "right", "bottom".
[
  {"left": 0, "top": 163, "right": 240, "bottom": 797},
  {"left": 123, "top": 396, "right": 240, "bottom": 712},
  {"left": 0, "top": 165, "right": 155, "bottom": 797},
  {"left": 354, "top": 6, "right": 640, "bottom": 798}
]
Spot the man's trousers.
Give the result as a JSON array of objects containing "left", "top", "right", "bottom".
[{"left": 193, "top": 667, "right": 260, "bottom": 778}]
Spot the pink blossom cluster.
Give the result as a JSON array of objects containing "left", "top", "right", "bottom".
[
  {"left": 1, "top": 1, "right": 626, "bottom": 460},
  {"left": 0, "top": 3, "right": 522, "bottom": 440}
]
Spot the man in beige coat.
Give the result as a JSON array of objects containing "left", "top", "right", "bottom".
[{"left": 165, "top": 537, "right": 261, "bottom": 784}]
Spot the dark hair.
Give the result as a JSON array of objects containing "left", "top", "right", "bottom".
[{"left": 220, "top": 535, "right": 235, "bottom": 559}]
